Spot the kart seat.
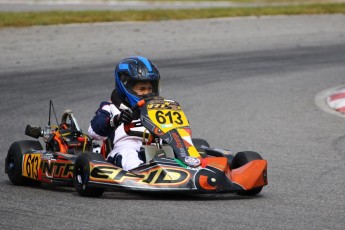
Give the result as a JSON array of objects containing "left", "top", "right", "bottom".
[{"left": 140, "top": 145, "right": 175, "bottom": 163}]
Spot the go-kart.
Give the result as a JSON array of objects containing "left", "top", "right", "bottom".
[
  {"left": 73, "top": 97, "right": 268, "bottom": 197},
  {"left": 5, "top": 101, "right": 92, "bottom": 186}
]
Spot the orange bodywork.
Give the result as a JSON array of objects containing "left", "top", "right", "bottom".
[
  {"left": 101, "top": 142, "right": 107, "bottom": 159},
  {"left": 201, "top": 157, "right": 228, "bottom": 171},
  {"left": 230, "top": 160, "right": 267, "bottom": 190},
  {"left": 198, "top": 175, "right": 217, "bottom": 190},
  {"left": 200, "top": 157, "right": 267, "bottom": 191},
  {"left": 52, "top": 131, "right": 68, "bottom": 153},
  {"left": 199, "top": 157, "right": 229, "bottom": 190}
]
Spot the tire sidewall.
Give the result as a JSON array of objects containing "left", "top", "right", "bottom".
[
  {"left": 231, "top": 151, "right": 262, "bottom": 169},
  {"left": 230, "top": 151, "right": 264, "bottom": 196},
  {"left": 6, "top": 140, "right": 43, "bottom": 185},
  {"left": 74, "top": 154, "right": 91, "bottom": 194},
  {"left": 73, "top": 153, "right": 105, "bottom": 197}
]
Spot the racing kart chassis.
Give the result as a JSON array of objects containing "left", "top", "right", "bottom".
[
  {"left": 5, "top": 98, "right": 267, "bottom": 197},
  {"left": 73, "top": 97, "right": 268, "bottom": 197}
]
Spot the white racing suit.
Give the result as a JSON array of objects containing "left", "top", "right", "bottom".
[{"left": 88, "top": 100, "right": 144, "bottom": 171}]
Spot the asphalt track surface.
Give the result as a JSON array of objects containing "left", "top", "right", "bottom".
[{"left": 1, "top": 15, "right": 345, "bottom": 229}]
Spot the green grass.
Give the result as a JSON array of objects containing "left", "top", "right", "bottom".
[
  {"left": 0, "top": 3, "right": 344, "bottom": 28},
  {"left": 111, "top": 0, "right": 344, "bottom": 3},
  {"left": 41, "top": 0, "right": 315, "bottom": 1}
]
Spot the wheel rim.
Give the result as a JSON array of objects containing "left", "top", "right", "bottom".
[
  {"left": 75, "top": 163, "right": 88, "bottom": 191},
  {"left": 7, "top": 154, "right": 15, "bottom": 174},
  {"left": 75, "top": 164, "right": 84, "bottom": 185}
]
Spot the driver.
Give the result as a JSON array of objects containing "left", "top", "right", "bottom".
[{"left": 88, "top": 56, "right": 160, "bottom": 171}]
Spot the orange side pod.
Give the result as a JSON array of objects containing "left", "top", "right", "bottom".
[
  {"left": 201, "top": 157, "right": 228, "bottom": 171},
  {"left": 230, "top": 160, "right": 268, "bottom": 190}
]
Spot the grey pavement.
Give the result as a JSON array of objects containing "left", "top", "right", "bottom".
[{"left": 0, "top": 14, "right": 345, "bottom": 229}]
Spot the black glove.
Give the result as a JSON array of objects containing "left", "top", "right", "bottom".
[{"left": 110, "top": 109, "right": 133, "bottom": 127}]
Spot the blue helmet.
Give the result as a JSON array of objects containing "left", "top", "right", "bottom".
[{"left": 115, "top": 56, "right": 160, "bottom": 107}]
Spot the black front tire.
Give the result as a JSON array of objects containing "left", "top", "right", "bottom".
[
  {"left": 73, "top": 153, "right": 105, "bottom": 197},
  {"left": 6, "top": 140, "right": 43, "bottom": 186},
  {"left": 231, "top": 151, "right": 263, "bottom": 196}
]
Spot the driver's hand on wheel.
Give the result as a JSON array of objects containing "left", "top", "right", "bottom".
[{"left": 110, "top": 109, "right": 133, "bottom": 127}]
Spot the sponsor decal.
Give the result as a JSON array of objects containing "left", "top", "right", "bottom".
[
  {"left": 161, "top": 124, "right": 173, "bottom": 128},
  {"left": 90, "top": 165, "right": 191, "bottom": 186},
  {"left": 147, "top": 101, "right": 181, "bottom": 110},
  {"left": 23, "top": 153, "right": 74, "bottom": 180},
  {"left": 90, "top": 166, "right": 142, "bottom": 181},
  {"left": 184, "top": 156, "right": 201, "bottom": 167},
  {"left": 171, "top": 131, "right": 187, "bottom": 156},
  {"left": 172, "top": 132, "right": 184, "bottom": 149},
  {"left": 141, "top": 168, "right": 189, "bottom": 185},
  {"left": 186, "top": 166, "right": 202, "bottom": 171},
  {"left": 215, "top": 148, "right": 233, "bottom": 156},
  {"left": 147, "top": 99, "right": 165, "bottom": 105},
  {"left": 41, "top": 161, "right": 74, "bottom": 178},
  {"left": 222, "top": 150, "right": 233, "bottom": 155},
  {"left": 41, "top": 153, "right": 54, "bottom": 160}
]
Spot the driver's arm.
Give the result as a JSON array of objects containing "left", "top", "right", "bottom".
[{"left": 88, "top": 102, "right": 116, "bottom": 140}]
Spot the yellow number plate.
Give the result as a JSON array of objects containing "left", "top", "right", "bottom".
[
  {"left": 148, "top": 109, "right": 189, "bottom": 133},
  {"left": 22, "top": 154, "right": 41, "bottom": 180}
]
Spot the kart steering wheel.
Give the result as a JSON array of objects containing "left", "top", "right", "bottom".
[{"left": 123, "top": 97, "right": 155, "bottom": 138}]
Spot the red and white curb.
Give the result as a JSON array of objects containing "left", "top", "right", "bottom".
[
  {"left": 326, "top": 87, "right": 345, "bottom": 113},
  {"left": 315, "top": 85, "right": 345, "bottom": 117}
]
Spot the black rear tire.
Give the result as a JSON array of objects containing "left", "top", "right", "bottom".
[
  {"left": 6, "top": 140, "right": 43, "bottom": 186},
  {"left": 231, "top": 151, "right": 263, "bottom": 196},
  {"left": 73, "top": 153, "right": 105, "bottom": 197}
]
